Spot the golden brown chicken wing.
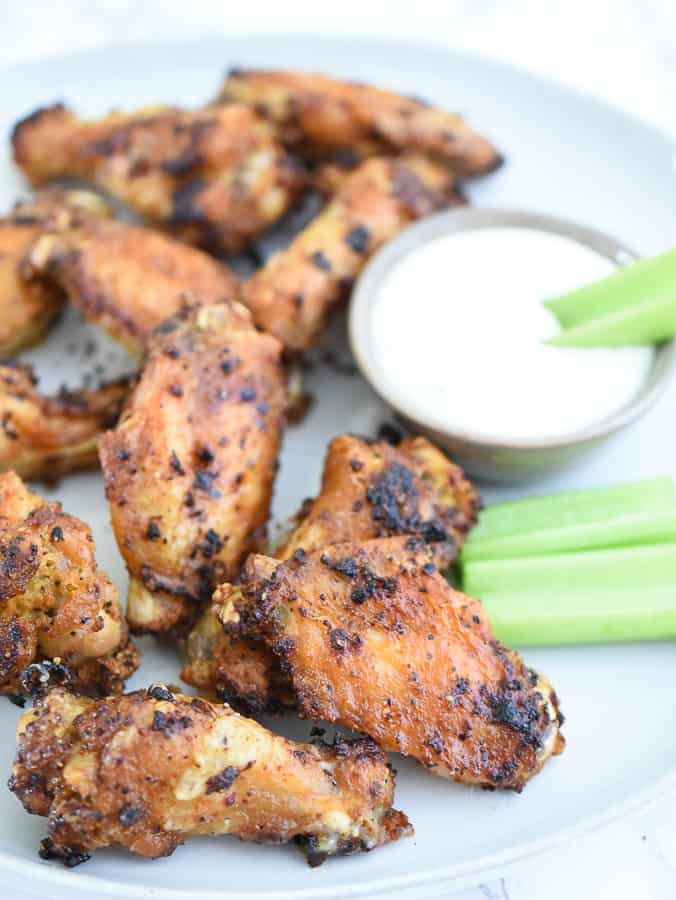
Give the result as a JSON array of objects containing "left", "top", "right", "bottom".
[
  {"left": 182, "top": 434, "right": 480, "bottom": 710},
  {"left": 0, "top": 363, "right": 129, "bottom": 482},
  {"left": 22, "top": 217, "right": 241, "bottom": 354},
  {"left": 0, "top": 471, "right": 137, "bottom": 696},
  {"left": 241, "top": 156, "right": 462, "bottom": 350},
  {"left": 10, "top": 685, "right": 410, "bottom": 866},
  {"left": 0, "top": 188, "right": 110, "bottom": 356},
  {"left": 222, "top": 537, "right": 563, "bottom": 791},
  {"left": 278, "top": 434, "right": 480, "bottom": 566},
  {"left": 12, "top": 103, "right": 305, "bottom": 253},
  {"left": 219, "top": 68, "right": 501, "bottom": 175},
  {"left": 99, "top": 303, "right": 286, "bottom": 637}
]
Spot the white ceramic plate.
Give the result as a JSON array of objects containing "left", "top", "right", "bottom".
[{"left": 1, "top": 34, "right": 676, "bottom": 900}]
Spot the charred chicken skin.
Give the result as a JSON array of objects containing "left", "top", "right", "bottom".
[
  {"left": 182, "top": 434, "right": 480, "bottom": 710},
  {"left": 0, "top": 188, "right": 110, "bottom": 356},
  {"left": 22, "top": 217, "right": 240, "bottom": 354},
  {"left": 99, "top": 303, "right": 286, "bottom": 637},
  {"left": 218, "top": 68, "right": 501, "bottom": 175},
  {"left": 12, "top": 103, "right": 305, "bottom": 253},
  {"left": 10, "top": 685, "right": 411, "bottom": 866},
  {"left": 0, "top": 471, "right": 137, "bottom": 696},
  {"left": 241, "top": 155, "right": 463, "bottom": 350},
  {"left": 224, "top": 537, "right": 564, "bottom": 791},
  {"left": 277, "top": 434, "right": 480, "bottom": 566},
  {"left": 0, "top": 363, "right": 129, "bottom": 482}
]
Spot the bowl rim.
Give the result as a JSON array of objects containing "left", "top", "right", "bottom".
[{"left": 348, "top": 206, "right": 676, "bottom": 452}]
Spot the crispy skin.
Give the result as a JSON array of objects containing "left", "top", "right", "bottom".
[
  {"left": 183, "top": 588, "right": 295, "bottom": 713},
  {"left": 219, "top": 69, "right": 501, "bottom": 175},
  {"left": 241, "top": 156, "right": 462, "bottom": 350},
  {"left": 99, "top": 304, "right": 286, "bottom": 637},
  {"left": 228, "top": 538, "right": 563, "bottom": 790},
  {"left": 10, "top": 686, "right": 410, "bottom": 865},
  {"left": 278, "top": 434, "right": 480, "bottom": 566},
  {"left": 12, "top": 103, "right": 305, "bottom": 253},
  {"left": 0, "top": 189, "right": 110, "bottom": 356},
  {"left": 22, "top": 218, "right": 241, "bottom": 354},
  {"left": 0, "top": 363, "right": 129, "bottom": 482},
  {"left": 182, "top": 434, "right": 480, "bottom": 709},
  {"left": 0, "top": 472, "right": 137, "bottom": 695}
]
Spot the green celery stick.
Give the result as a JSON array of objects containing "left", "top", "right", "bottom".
[
  {"left": 462, "top": 509, "right": 676, "bottom": 562},
  {"left": 547, "top": 295, "right": 676, "bottom": 347},
  {"left": 470, "top": 476, "right": 674, "bottom": 542},
  {"left": 462, "top": 543, "right": 676, "bottom": 595},
  {"left": 545, "top": 246, "right": 676, "bottom": 329},
  {"left": 481, "top": 587, "right": 676, "bottom": 646}
]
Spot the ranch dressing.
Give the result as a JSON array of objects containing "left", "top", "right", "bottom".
[{"left": 369, "top": 227, "right": 654, "bottom": 443}]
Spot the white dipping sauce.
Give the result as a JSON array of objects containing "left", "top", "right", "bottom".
[{"left": 370, "top": 227, "right": 654, "bottom": 442}]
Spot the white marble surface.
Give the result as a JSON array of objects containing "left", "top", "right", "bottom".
[{"left": 2, "top": 2, "right": 676, "bottom": 898}]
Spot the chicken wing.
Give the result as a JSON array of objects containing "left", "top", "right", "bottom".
[
  {"left": 278, "top": 434, "right": 480, "bottom": 566},
  {"left": 99, "top": 303, "right": 286, "bottom": 637},
  {"left": 0, "top": 188, "right": 110, "bottom": 356},
  {"left": 182, "top": 434, "right": 480, "bottom": 710},
  {"left": 219, "top": 68, "right": 501, "bottom": 175},
  {"left": 0, "top": 363, "right": 129, "bottom": 482},
  {"left": 222, "top": 537, "right": 563, "bottom": 790},
  {"left": 0, "top": 471, "right": 138, "bottom": 696},
  {"left": 22, "top": 218, "right": 241, "bottom": 354},
  {"left": 12, "top": 103, "right": 305, "bottom": 253},
  {"left": 10, "top": 685, "right": 410, "bottom": 866},
  {"left": 241, "top": 156, "right": 462, "bottom": 350}
]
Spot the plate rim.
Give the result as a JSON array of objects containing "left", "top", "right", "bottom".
[{"left": 1, "top": 31, "right": 676, "bottom": 898}]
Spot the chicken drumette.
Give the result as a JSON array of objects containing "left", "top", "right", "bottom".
[
  {"left": 22, "top": 217, "right": 240, "bottom": 354},
  {"left": 241, "top": 155, "right": 463, "bottom": 350},
  {"left": 0, "top": 188, "right": 110, "bottom": 356},
  {"left": 10, "top": 685, "right": 410, "bottom": 866},
  {"left": 0, "top": 471, "right": 137, "bottom": 696},
  {"left": 99, "top": 303, "right": 286, "bottom": 637},
  {"left": 219, "top": 68, "right": 501, "bottom": 176},
  {"left": 12, "top": 103, "right": 305, "bottom": 253},
  {"left": 0, "top": 363, "right": 129, "bottom": 482},
  {"left": 220, "top": 537, "right": 564, "bottom": 791},
  {"left": 182, "top": 433, "right": 480, "bottom": 709}
]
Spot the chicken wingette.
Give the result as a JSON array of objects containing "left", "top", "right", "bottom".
[
  {"left": 182, "top": 434, "right": 480, "bottom": 710},
  {"left": 218, "top": 68, "right": 501, "bottom": 175},
  {"left": 12, "top": 103, "right": 305, "bottom": 253},
  {"left": 241, "top": 156, "right": 463, "bottom": 350},
  {"left": 0, "top": 471, "right": 137, "bottom": 696},
  {"left": 221, "top": 537, "right": 564, "bottom": 791},
  {"left": 0, "top": 363, "right": 129, "bottom": 481},
  {"left": 0, "top": 188, "right": 110, "bottom": 356},
  {"left": 10, "top": 685, "right": 411, "bottom": 866},
  {"left": 277, "top": 434, "right": 480, "bottom": 565},
  {"left": 23, "top": 217, "right": 241, "bottom": 354},
  {"left": 99, "top": 303, "right": 286, "bottom": 637}
]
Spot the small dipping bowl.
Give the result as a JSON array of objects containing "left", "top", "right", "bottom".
[{"left": 349, "top": 208, "right": 676, "bottom": 482}]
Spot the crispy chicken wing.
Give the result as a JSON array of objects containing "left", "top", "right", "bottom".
[
  {"left": 0, "top": 188, "right": 110, "bottom": 356},
  {"left": 22, "top": 217, "right": 241, "bottom": 354},
  {"left": 241, "top": 156, "right": 462, "bottom": 350},
  {"left": 222, "top": 537, "right": 563, "bottom": 790},
  {"left": 182, "top": 434, "right": 480, "bottom": 710},
  {"left": 12, "top": 103, "right": 305, "bottom": 253},
  {"left": 10, "top": 685, "right": 410, "bottom": 865},
  {"left": 99, "top": 303, "right": 286, "bottom": 637},
  {"left": 0, "top": 363, "right": 129, "bottom": 482},
  {"left": 278, "top": 434, "right": 480, "bottom": 566},
  {"left": 219, "top": 68, "right": 501, "bottom": 175},
  {"left": 0, "top": 472, "right": 137, "bottom": 696}
]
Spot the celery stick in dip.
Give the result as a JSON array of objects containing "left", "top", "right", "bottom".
[{"left": 368, "top": 227, "right": 654, "bottom": 443}]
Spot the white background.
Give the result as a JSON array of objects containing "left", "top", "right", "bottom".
[{"left": 3, "top": 2, "right": 676, "bottom": 898}]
